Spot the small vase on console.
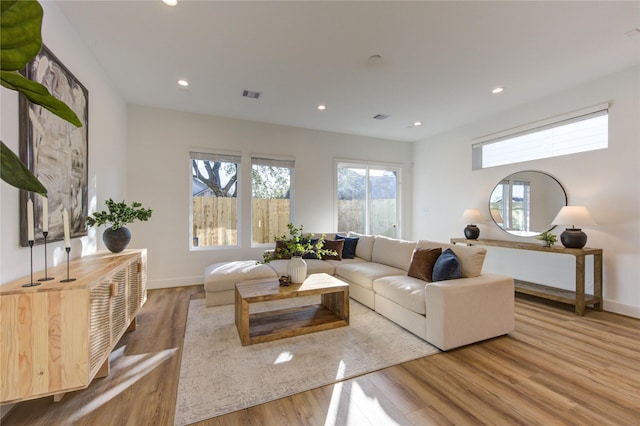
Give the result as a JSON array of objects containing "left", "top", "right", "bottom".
[{"left": 287, "top": 256, "right": 307, "bottom": 284}]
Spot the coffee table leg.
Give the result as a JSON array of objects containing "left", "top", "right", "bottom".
[
  {"left": 235, "top": 287, "right": 250, "bottom": 345},
  {"left": 321, "top": 288, "right": 349, "bottom": 323}
]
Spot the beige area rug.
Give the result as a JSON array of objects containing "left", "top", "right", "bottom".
[{"left": 175, "top": 296, "right": 439, "bottom": 425}]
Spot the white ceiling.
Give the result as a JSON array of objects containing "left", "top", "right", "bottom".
[{"left": 55, "top": 1, "right": 640, "bottom": 142}]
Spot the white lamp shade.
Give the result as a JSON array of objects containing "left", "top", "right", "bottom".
[
  {"left": 461, "top": 208, "right": 483, "bottom": 224},
  {"left": 551, "top": 206, "right": 596, "bottom": 227}
]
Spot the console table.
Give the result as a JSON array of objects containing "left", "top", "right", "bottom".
[
  {"left": 450, "top": 238, "right": 602, "bottom": 316},
  {"left": 0, "top": 249, "right": 147, "bottom": 404}
]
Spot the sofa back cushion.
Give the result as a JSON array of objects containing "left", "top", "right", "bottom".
[
  {"left": 417, "top": 240, "right": 486, "bottom": 278},
  {"left": 347, "top": 232, "right": 376, "bottom": 261},
  {"left": 372, "top": 236, "right": 417, "bottom": 271}
]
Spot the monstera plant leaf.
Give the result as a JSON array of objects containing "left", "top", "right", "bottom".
[{"left": 0, "top": 0, "right": 82, "bottom": 196}]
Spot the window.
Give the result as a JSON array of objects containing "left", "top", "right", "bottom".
[
  {"left": 251, "top": 157, "right": 294, "bottom": 245},
  {"left": 336, "top": 162, "right": 400, "bottom": 238},
  {"left": 490, "top": 178, "right": 531, "bottom": 235},
  {"left": 190, "top": 151, "right": 240, "bottom": 248},
  {"left": 473, "top": 105, "right": 608, "bottom": 170}
]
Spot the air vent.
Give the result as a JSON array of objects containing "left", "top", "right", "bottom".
[
  {"left": 242, "top": 90, "right": 261, "bottom": 99},
  {"left": 373, "top": 114, "right": 390, "bottom": 120}
]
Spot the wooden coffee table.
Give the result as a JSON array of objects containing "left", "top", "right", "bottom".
[{"left": 234, "top": 273, "right": 349, "bottom": 346}]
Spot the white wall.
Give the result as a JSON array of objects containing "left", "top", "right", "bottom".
[
  {"left": 126, "top": 105, "right": 413, "bottom": 288},
  {"left": 413, "top": 66, "right": 640, "bottom": 318},
  {"left": 1, "top": 2, "right": 127, "bottom": 286}
]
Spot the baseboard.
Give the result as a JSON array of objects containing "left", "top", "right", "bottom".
[
  {"left": 147, "top": 276, "right": 202, "bottom": 289},
  {"left": 603, "top": 298, "right": 640, "bottom": 319}
]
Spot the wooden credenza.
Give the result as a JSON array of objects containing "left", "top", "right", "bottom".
[
  {"left": 450, "top": 238, "right": 602, "bottom": 316},
  {"left": 0, "top": 249, "right": 147, "bottom": 404}
]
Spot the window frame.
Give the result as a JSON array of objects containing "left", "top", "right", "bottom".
[
  {"left": 472, "top": 104, "right": 608, "bottom": 170},
  {"left": 250, "top": 155, "right": 296, "bottom": 247},
  {"left": 334, "top": 159, "right": 402, "bottom": 237},
  {"left": 189, "top": 149, "right": 242, "bottom": 251}
]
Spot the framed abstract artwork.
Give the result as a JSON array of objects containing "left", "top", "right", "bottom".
[{"left": 19, "top": 44, "right": 89, "bottom": 246}]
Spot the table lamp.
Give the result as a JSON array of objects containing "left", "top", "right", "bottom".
[{"left": 551, "top": 206, "right": 596, "bottom": 248}]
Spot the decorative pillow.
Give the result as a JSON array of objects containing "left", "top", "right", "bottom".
[
  {"left": 322, "top": 239, "right": 345, "bottom": 260},
  {"left": 432, "top": 248, "right": 462, "bottom": 281},
  {"left": 335, "top": 234, "right": 359, "bottom": 259},
  {"left": 302, "top": 238, "right": 320, "bottom": 259},
  {"left": 274, "top": 240, "right": 291, "bottom": 259},
  {"left": 407, "top": 247, "right": 442, "bottom": 282}
]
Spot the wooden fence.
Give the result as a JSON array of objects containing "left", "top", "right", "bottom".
[{"left": 193, "top": 197, "right": 397, "bottom": 247}]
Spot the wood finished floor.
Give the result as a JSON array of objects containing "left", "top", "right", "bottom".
[{"left": 3, "top": 286, "right": 639, "bottom": 426}]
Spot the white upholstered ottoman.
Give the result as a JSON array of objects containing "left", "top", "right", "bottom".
[{"left": 204, "top": 260, "right": 278, "bottom": 306}]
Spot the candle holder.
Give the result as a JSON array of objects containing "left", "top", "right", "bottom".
[
  {"left": 60, "top": 247, "right": 76, "bottom": 283},
  {"left": 23, "top": 240, "right": 41, "bottom": 287},
  {"left": 37, "top": 231, "right": 55, "bottom": 281}
]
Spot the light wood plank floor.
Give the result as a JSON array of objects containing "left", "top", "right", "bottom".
[{"left": 3, "top": 286, "right": 639, "bottom": 425}]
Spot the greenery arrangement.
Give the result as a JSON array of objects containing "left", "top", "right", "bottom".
[
  {"left": 262, "top": 223, "right": 336, "bottom": 263},
  {"left": 87, "top": 199, "right": 153, "bottom": 230},
  {"left": 1, "top": 0, "right": 82, "bottom": 196},
  {"left": 536, "top": 231, "right": 558, "bottom": 246}
]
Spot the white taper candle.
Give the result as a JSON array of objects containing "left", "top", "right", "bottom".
[
  {"left": 63, "top": 209, "right": 71, "bottom": 247},
  {"left": 27, "top": 199, "right": 35, "bottom": 241},
  {"left": 42, "top": 197, "right": 48, "bottom": 232}
]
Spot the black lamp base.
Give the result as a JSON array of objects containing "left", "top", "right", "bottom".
[
  {"left": 560, "top": 228, "right": 587, "bottom": 249},
  {"left": 464, "top": 225, "right": 480, "bottom": 240}
]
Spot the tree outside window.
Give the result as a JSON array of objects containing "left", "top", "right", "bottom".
[{"left": 190, "top": 152, "right": 240, "bottom": 248}]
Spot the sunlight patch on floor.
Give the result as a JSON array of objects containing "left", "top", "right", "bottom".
[
  {"left": 67, "top": 348, "right": 177, "bottom": 424},
  {"left": 274, "top": 351, "right": 293, "bottom": 364}
]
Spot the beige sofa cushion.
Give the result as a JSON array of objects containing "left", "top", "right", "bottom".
[
  {"left": 204, "top": 261, "right": 277, "bottom": 292},
  {"left": 335, "top": 262, "right": 406, "bottom": 290},
  {"left": 347, "top": 232, "right": 375, "bottom": 261},
  {"left": 371, "top": 236, "right": 417, "bottom": 271},
  {"left": 373, "top": 275, "right": 427, "bottom": 315},
  {"left": 266, "top": 259, "right": 335, "bottom": 277},
  {"left": 417, "top": 240, "right": 486, "bottom": 278}
]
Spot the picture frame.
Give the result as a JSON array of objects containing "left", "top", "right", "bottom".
[{"left": 19, "top": 44, "right": 89, "bottom": 247}]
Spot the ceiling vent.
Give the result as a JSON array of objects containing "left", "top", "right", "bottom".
[
  {"left": 242, "top": 90, "right": 261, "bottom": 99},
  {"left": 373, "top": 114, "right": 390, "bottom": 120}
]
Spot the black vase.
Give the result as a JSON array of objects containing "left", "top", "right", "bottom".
[{"left": 103, "top": 227, "right": 131, "bottom": 253}]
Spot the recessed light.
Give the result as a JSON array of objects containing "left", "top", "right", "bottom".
[
  {"left": 413, "top": 121, "right": 422, "bottom": 127},
  {"left": 177, "top": 79, "right": 189, "bottom": 87},
  {"left": 162, "top": 0, "right": 178, "bottom": 6},
  {"left": 317, "top": 104, "right": 326, "bottom": 111},
  {"left": 491, "top": 87, "right": 504, "bottom": 94}
]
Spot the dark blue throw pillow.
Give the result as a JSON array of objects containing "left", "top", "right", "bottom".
[
  {"left": 432, "top": 248, "right": 462, "bottom": 281},
  {"left": 335, "top": 234, "right": 359, "bottom": 259},
  {"left": 302, "top": 238, "right": 320, "bottom": 259}
]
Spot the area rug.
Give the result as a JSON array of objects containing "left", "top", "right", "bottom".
[{"left": 175, "top": 296, "right": 439, "bottom": 425}]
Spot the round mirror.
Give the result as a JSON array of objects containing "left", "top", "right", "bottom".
[{"left": 489, "top": 171, "right": 567, "bottom": 237}]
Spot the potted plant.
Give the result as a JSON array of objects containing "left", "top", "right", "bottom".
[
  {"left": 536, "top": 231, "right": 558, "bottom": 247},
  {"left": 263, "top": 223, "right": 337, "bottom": 284},
  {"left": 87, "top": 198, "right": 153, "bottom": 252}
]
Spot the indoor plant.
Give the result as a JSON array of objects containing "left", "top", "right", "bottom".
[
  {"left": 536, "top": 231, "right": 558, "bottom": 247},
  {"left": 262, "top": 223, "right": 336, "bottom": 283},
  {"left": 87, "top": 198, "right": 153, "bottom": 252}
]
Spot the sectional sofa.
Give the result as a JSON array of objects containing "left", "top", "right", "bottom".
[{"left": 204, "top": 232, "right": 515, "bottom": 350}]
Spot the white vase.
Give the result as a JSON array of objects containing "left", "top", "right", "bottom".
[{"left": 287, "top": 256, "right": 307, "bottom": 283}]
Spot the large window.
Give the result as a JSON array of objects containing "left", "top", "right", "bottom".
[
  {"left": 190, "top": 151, "right": 240, "bottom": 248},
  {"left": 473, "top": 105, "right": 608, "bottom": 169},
  {"left": 336, "top": 162, "right": 400, "bottom": 238},
  {"left": 251, "top": 157, "right": 294, "bottom": 245}
]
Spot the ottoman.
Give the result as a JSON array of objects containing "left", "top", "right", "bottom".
[{"left": 204, "top": 260, "right": 278, "bottom": 306}]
